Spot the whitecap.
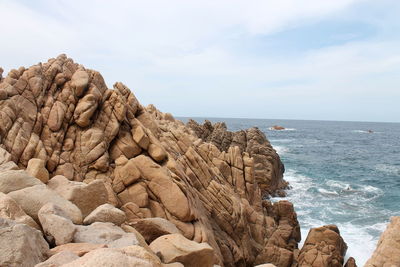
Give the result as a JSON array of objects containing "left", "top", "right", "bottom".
[
  {"left": 269, "top": 139, "right": 295, "bottom": 143},
  {"left": 318, "top": 188, "right": 339, "bottom": 196},
  {"left": 273, "top": 145, "right": 289, "bottom": 155},
  {"left": 339, "top": 222, "right": 384, "bottom": 266}
]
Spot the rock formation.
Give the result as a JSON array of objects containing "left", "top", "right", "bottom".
[
  {"left": 186, "top": 120, "right": 287, "bottom": 196},
  {"left": 365, "top": 216, "right": 400, "bottom": 267},
  {"left": 296, "top": 225, "right": 348, "bottom": 267},
  {"left": 0, "top": 55, "right": 301, "bottom": 266}
]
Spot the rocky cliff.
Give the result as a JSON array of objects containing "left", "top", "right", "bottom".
[
  {"left": 2, "top": 55, "right": 388, "bottom": 267},
  {"left": 0, "top": 55, "right": 302, "bottom": 267},
  {"left": 364, "top": 216, "right": 400, "bottom": 267}
]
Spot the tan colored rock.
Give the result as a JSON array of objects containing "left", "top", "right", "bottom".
[
  {"left": 118, "top": 182, "right": 149, "bottom": 207},
  {"left": 38, "top": 203, "right": 76, "bottom": 245},
  {"left": 130, "top": 217, "right": 181, "bottom": 243},
  {"left": 49, "top": 243, "right": 108, "bottom": 257},
  {"left": 163, "top": 263, "right": 184, "bottom": 267},
  {"left": 297, "top": 225, "right": 347, "bottom": 267},
  {"left": 74, "top": 94, "right": 98, "bottom": 127},
  {"left": 110, "top": 131, "right": 142, "bottom": 160},
  {"left": 48, "top": 175, "right": 108, "bottom": 217},
  {"left": 114, "top": 158, "right": 141, "bottom": 187},
  {"left": 83, "top": 203, "right": 126, "bottom": 225},
  {"left": 132, "top": 123, "right": 150, "bottom": 150},
  {"left": 35, "top": 251, "right": 79, "bottom": 267},
  {"left": 148, "top": 143, "right": 167, "bottom": 162},
  {"left": 0, "top": 170, "right": 42, "bottom": 194},
  {"left": 0, "top": 218, "right": 49, "bottom": 267},
  {"left": 26, "top": 158, "right": 49, "bottom": 183},
  {"left": 344, "top": 257, "right": 357, "bottom": 267},
  {"left": 73, "top": 222, "right": 142, "bottom": 248},
  {"left": 71, "top": 69, "right": 89, "bottom": 97},
  {"left": 365, "top": 216, "right": 400, "bottom": 267},
  {"left": 149, "top": 233, "right": 215, "bottom": 267},
  {"left": 0, "top": 56, "right": 297, "bottom": 267},
  {"left": 8, "top": 184, "right": 83, "bottom": 224},
  {"left": 62, "top": 245, "right": 162, "bottom": 267},
  {"left": 0, "top": 192, "right": 40, "bottom": 229}
]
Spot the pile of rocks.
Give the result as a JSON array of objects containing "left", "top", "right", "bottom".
[{"left": 0, "top": 55, "right": 396, "bottom": 267}]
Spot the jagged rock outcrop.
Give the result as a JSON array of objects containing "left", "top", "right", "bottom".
[
  {"left": 186, "top": 120, "right": 287, "bottom": 196},
  {"left": 365, "top": 216, "right": 400, "bottom": 267},
  {"left": 0, "top": 55, "right": 300, "bottom": 266},
  {"left": 296, "top": 225, "right": 347, "bottom": 267}
]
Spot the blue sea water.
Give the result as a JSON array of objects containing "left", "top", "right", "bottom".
[{"left": 182, "top": 117, "right": 400, "bottom": 265}]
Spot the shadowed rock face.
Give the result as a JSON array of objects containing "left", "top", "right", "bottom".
[
  {"left": 0, "top": 55, "right": 300, "bottom": 267},
  {"left": 187, "top": 120, "right": 288, "bottom": 197}
]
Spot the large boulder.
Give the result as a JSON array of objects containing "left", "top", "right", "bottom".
[
  {"left": 38, "top": 203, "right": 76, "bottom": 246},
  {"left": 62, "top": 246, "right": 162, "bottom": 267},
  {"left": 34, "top": 251, "right": 79, "bottom": 267},
  {"left": 130, "top": 217, "right": 181, "bottom": 243},
  {"left": 149, "top": 233, "right": 215, "bottom": 267},
  {"left": 297, "top": 225, "right": 347, "bottom": 267},
  {"left": 26, "top": 158, "right": 49, "bottom": 184},
  {"left": 49, "top": 243, "right": 108, "bottom": 257},
  {"left": 73, "top": 222, "right": 145, "bottom": 248},
  {"left": 8, "top": 184, "right": 83, "bottom": 224},
  {"left": 0, "top": 192, "right": 40, "bottom": 229},
  {"left": 365, "top": 216, "right": 400, "bottom": 267},
  {"left": 83, "top": 203, "right": 126, "bottom": 225},
  {"left": 47, "top": 175, "right": 108, "bottom": 217},
  {"left": 0, "top": 218, "right": 49, "bottom": 267},
  {"left": 0, "top": 170, "right": 42, "bottom": 193}
]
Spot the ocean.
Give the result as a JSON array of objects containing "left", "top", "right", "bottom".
[{"left": 181, "top": 117, "right": 400, "bottom": 265}]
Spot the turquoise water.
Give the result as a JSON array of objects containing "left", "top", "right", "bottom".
[{"left": 183, "top": 117, "right": 400, "bottom": 265}]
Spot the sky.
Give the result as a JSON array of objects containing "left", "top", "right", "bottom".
[{"left": 0, "top": 0, "right": 399, "bottom": 122}]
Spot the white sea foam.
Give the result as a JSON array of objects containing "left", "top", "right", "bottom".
[
  {"left": 339, "top": 222, "right": 385, "bottom": 266},
  {"left": 318, "top": 188, "right": 339, "bottom": 196},
  {"left": 273, "top": 145, "right": 289, "bottom": 155},
  {"left": 269, "top": 139, "right": 295, "bottom": 143},
  {"left": 274, "top": 169, "right": 388, "bottom": 265}
]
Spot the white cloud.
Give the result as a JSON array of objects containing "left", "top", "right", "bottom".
[{"left": 0, "top": 0, "right": 399, "bottom": 121}]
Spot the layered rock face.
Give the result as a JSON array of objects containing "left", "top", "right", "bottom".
[
  {"left": 0, "top": 55, "right": 300, "bottom": 266},
  {"left": 187, "top": 120, "right": 287, "bottom": 197}
]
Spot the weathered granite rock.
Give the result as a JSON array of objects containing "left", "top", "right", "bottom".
[
  {"left": 83, "top": 203, "right": 126, "bottom": 225},
  {"left": 344, "top": 257, "right": 357, "bottom": 267},
  {"left": 26, "top": 158, "right": 49, "bottom": 183},
  {"left": 62, "top": 245, "right": 162, "bottom": 267},
  {"left": 130, "top": 217, "right": 181, "bottom": 243},
  {"left": 0, "top": 56, "right": 300, "bottom": 267},
  {"left": 73, "top": 222, "right": 144, "bottom": 248},
  {"left": 8, "top": 184, "right": 83, "bottom": 224},
  {"left": 38, "top": 203, "right": 76, "bottom": 245},
  {"left": 365, "top": 216, "right": 400, "bottom": 267},
  {"left": 0, "top": 170, "right": 42, "bottom": 193},
  {"left": 186, "top": 120, "right": 287, "bottom": 197},
  {"left": 35, "top": 251, "right": 79, "bottom": 267},
  {"left": 0, "top": 218, "right": 49, "bottom": 267},
  {"left": 296, "top": 225, "right": 347, "bottom": 267},
  {"left": 0, "top": 192, "right": 40, "bottom": 229},
  {"left": 49, "top": 243, "right": 108, "bottom": 257},
  {"left": 149, "top": 233, "right": 215, "bottom": 267},
  {"left": 47, "top": 175, "right": 108, "bottom": 218}
]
